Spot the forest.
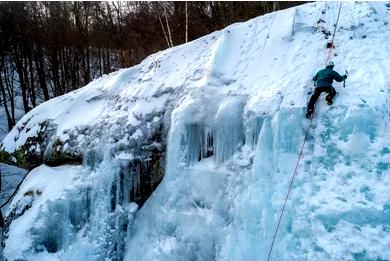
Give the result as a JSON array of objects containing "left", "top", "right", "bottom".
[{"left": 0, "top": 1, "right": 303, "bottom": 131}]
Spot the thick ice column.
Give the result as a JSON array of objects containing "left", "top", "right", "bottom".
[
  {"left": 215, "top": 98, "right": 245, "bottom": 163},
  {"left": 245, "top": 113, "right": 265, "bottom": 149},
  {"left": 252, "top": 117, "right": 277, "bottom": 260},
  {"left": 164, "top": 110, "right": 187, "bottom": 181}
]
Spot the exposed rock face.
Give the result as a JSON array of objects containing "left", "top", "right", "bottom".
[{"left": 0, "top": 120, "right": 56, "bottom": 169}]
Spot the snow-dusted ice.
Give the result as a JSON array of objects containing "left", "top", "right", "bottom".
[{"left": 1, "top": 2, "right": 390, "bottom": 261}]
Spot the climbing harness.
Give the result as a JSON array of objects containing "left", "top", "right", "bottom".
[{"left": 266, "top": 3, "right": 343, "bottom": 261}]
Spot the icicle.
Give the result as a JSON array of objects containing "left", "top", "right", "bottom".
[
  {"left": 215, "top": 98, "right": 245, "bottom": 163},
  {"left": 245, "top": 113, "right": 265, "bottom": 149},
  {"left": 184, "top": 124, "right": 215, "bottom": 164}
]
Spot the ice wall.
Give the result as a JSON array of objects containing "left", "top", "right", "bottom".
[
  {"left": 2, "top": 2, "right": 390, "bottom": 261},
  {"left": 4, "top": 154, "right": 144, "bottom": 261},
  {"left": 125, "top": 2, "right": 390, "bottom": 261}
]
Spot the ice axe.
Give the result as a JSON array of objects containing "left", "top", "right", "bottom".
[{"left": 343, "top": 70, "right": 348, "bottom": 88}]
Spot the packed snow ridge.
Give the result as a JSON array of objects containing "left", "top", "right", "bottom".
[{"left": 1, "top": 2, "right": 390, "bottom": 261}]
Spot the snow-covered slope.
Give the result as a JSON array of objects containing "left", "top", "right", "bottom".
[{"left": 1, "top": 2, "right": 390, "bottom": 261}]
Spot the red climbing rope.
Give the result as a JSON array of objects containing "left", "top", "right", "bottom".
[{"left": 266, "top": 3, "right": 343, "bottom": 261}]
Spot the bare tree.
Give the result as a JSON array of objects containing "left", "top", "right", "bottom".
[
  {"left": 185, "top": 2, "right": 188, "bottom": 43},
  {"left": 0, "top": 55, "right": 16, "bottom": 130},
  {"left": 163, "top": 4, "right": 174, "bottom": 47},
  {"left": 155, "top": 3, "right": 172, "bottom": 48},
  {"left": 0, "top": 70, "right": 13, "bottom": 131}
]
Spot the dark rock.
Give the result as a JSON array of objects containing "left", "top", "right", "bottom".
[
  {"left": 1, "top": 120, "right": 57, "bottom": 170},
  {"left": 43, "top": 137, "right": 83, "bottom": 167}
]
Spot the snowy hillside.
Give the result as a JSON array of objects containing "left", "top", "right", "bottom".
[{"left": 1, "top": 2, "right": 390, "bottom": 261}]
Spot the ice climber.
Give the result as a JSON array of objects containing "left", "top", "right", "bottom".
[{"left": 306, "top": 61, "right": 347, "bottom": 119}]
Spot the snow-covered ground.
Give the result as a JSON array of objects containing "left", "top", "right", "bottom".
[{"left": 1, "top": 2, "right": 390, "bottom": 261}]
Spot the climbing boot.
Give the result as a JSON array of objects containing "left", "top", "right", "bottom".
[
  {"left": 306, "top": 109, "right": 313, "bottom": 119},
  {"left": 326, "top": 95, "right": 333, "bottom": 105}
]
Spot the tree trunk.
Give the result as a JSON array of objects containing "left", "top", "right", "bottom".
[
  {"left": 28, "top": 48, "right": 37, "bottom": 107},
  {"left": 273, "top": 2, "right": 279, "bottom": 12},
  {"left": 34, "top": 47, "right": 50, "bottom": 101},
  {"left": 14, "top": 56, "right": 29, "bottom": 113},
  {"left": 185, "top": 2, "right": 188, "bottom": 43},
  {"left": 86, "top": 46, "right": 91, "bottom": 82},
  {"left": 164, "top": 6, "right": 174, "bottom": 47},
  {"left": 157, "top": 11, "right": 171, "bottom": 48},
  {"left": 60, "top": 48, "right": 66, "bottom": 94},
  {"left": 98, "top": 48, "right": 102, "bottom": 76},
  {"left": 51, "top": 52, "right": 61, "bottom": 97},
  {"left": 2, "top": 57, "right": 16, "bottom": 126},
  {"left": 105, "top": 48, "right": 111, "bottom": 74},
  {"left": 0, "top": 71, "right": 14, "bottom": 131}
]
